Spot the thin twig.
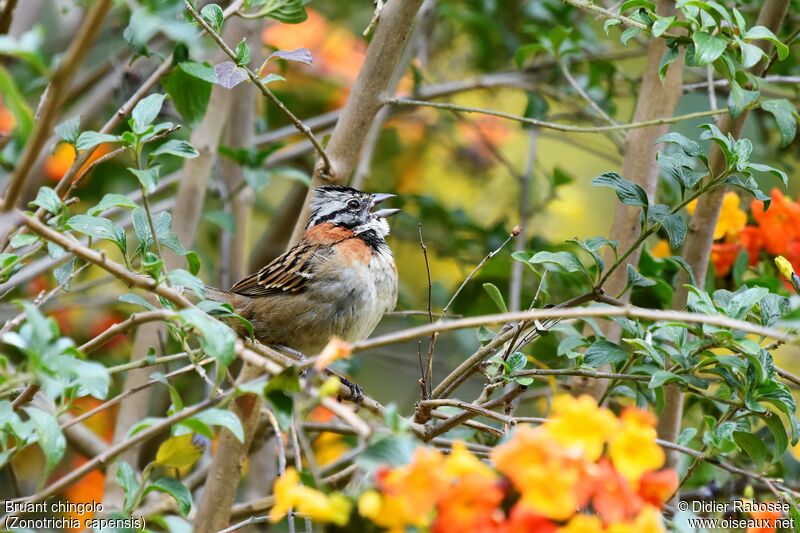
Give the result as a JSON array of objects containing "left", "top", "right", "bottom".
[
  {"left": 385, "top": 97, "right": 728, "bottom": 134},
  {"left": 184, "top": 0, "right": 331, "bottom": 175}
]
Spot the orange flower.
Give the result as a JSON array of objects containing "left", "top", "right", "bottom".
[
  {"left": 379, "top": 447, "right": 449, "bottom": 527},
  {"left": 63, "top": 457, "right": 104, "bottom": 532},
  {"left": 44, "top": 142, "right": 113, "bottom": 182},
  {"left": 270, "top": 468, "right": 351, "bottom": 525},
  {"left": 608, "top": 409, "right": 664, "bottom": 482},
  {"left": 583, "top": 459, "right": 643, "bottom": 524},
  {"left": 558, "top": 513, "right": 605, "bottom": 533},
  {"left": 543, "top": 394, "right": 618, "bottom": 461},
  {"left": 739, "top": 226, "right": 764, "bottom": 265},
  {"left": 750, "top": 189, "right": 800, "bottom": 255},
  {"left": 492, "top": 425, "right": 582, "bottom": 520},
  {"left": 444, "top": 441, "right": 496, "bottom": 480},
  {"left": 433, "top": 473, "right": 505, "bottom": 533},
  {"left": 747, "top": 503, "right": 782, "bottom": 533},
  {"left": 637, "top": 469, "right": 678, "bottom": 507},
  {"left": 502, "top": 505, "right": 558, "bottom": 533},
  {"left": 314, "top": 336, "right": 352, "bottom": 369},
  {"left": 606, "top": 504, "right": 666, "bottom": 533},
  {"left": 711, "top": 242, "right": 741, "bottom": 277},
  {"left": 687, "top": 192, "right": 747, "bottom": 240}
]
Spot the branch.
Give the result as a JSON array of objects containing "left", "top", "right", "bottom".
[
  {"left": 561, "top": 0, "right": 679, "bottom": 38},
  {"left": 17, "top": 211, "right": 193, "bottom": 308},
  {"left": 385, "top": 97, "right": 726, "bottom": 133},
  {"left": 184, "top": 0, "right": 330, "bottom": 174},
  {"left": 0, "top": 0, "right": 112, "bottom": 212}
]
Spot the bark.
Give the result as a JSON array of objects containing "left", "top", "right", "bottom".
[
  {"left": 103, "top": 16, "right": 254, "bottom": 509},
  {"left": 571, "top": 0, "right": 685, "bottom": 398},
  {"left": 658, "top": 0, "right": 789, "bottom": 469},
  {"left": 288, "top": 0, "right": 426, "bottom": 244},
  {"left": 193, "top": 364, "right": 264, "bottom": 533}
]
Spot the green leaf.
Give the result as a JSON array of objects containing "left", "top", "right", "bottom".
[
  {"left": 128, "top": 166, "right": 160, "bottom": 193},
  {"left": 655, "top": 132, "right": 702, "bottom": 157},
  {"left": 179, "top": 60, "right": 218, "bottom": 84},
  {"left": 584, "top": 340, "right": 627, "bottom": 367},
  {"left": 652, "top": 16, "right": 675, "bottom": 38},
  {"left": 163, "top": 65, "right": 212, "bottom": 127},
  {"left": 760, "top": 99, "right": 797, "bottom": 147},
  {"left": 745, "top": 25, "right": 789, "bottom": 60},
  {"left": 259, "top": 0, "right": 308, "bottom": 24},
  {"left": 620, "top": 27, "right": 641, "bottom": 46},
  {"left": 603, "top": 19, "right": 621, "bottom": 35},
  {"left": 214, "top": 61, "right": 248, "bottom": 89},
  {"left": 132, "top": 93, "right": 167, "bottom": 134},
  {"left": 166, "top": 269, "right": 205, "bottom": 298},
  {"left": 649, "top": 370, "right": 684, "bottom": 388},
  {"left": 733, "top": 430, "right": 768, "bottom": 466},
  {"left": 31, "top": 186, "right": 63, "bottom": 214},
  {"left": 691, "top": 31, "right": 727, "bottom": 66},
  {"left": 25, "top": 407, "right": 66, "bottom": 477},
  {"left": 55, "top": 115, "right": 81, "bottom": 144},
  {"left": 739, "top": 41, "right": 765, "bottom": 69},
  {"left": 54, "top": 257, "right": 76, "bottom": 291},
  {"left": 119, "top": 293, "right": 156, "bottom": 311},
  {"left": 116, "top": 461, "right": 140, "bottom": 513},
  {"left": 200, "top": 3, "right": 224, "bottom": 32},
  {"left": 178, "top": 308, "right": 236, "bottom": 366},
  {"left": 627, "top": 264, "right": 656, "bottom": 288},
  {"left": 727, "top": 80, "right": 759, "bottom": 120},
  {"left": 75, "top": 131, "right": 122, "bottom": 151},
  {"left": 10, "top": 232, "right": 37, "bottom": 249},
  {"left": 591, "top": 172, "right": 649, "bottom": 208},
  {"left": 261, "top": 73, "right": 286, "bottom": 85},
  {"left": 267, "top": 48, "right": 314, "bottom": 66},
  {"left": 658, "top": 44, "right": 679, "bottom": 80},
  {"left": 151, "top": 139, "right": 199, "bottom": 160},
  {"left": 528, "top": 250, "right": 590, "bottom": 280},
  {"left": 145, "top": 478, "right": 193, "bottom": 516},
  {"left": 187, "top": 408, "right": 244, "bottom": 443},
  {"left": 760, "top": 412, "right": 788, "bottom": 463},
  {"left": 649, "top": 205, "right": 686, "bottom": 248},
  {"left": 88, "top": 193, "right": 138, "bottom": 216},
  {"left": 67, "top": 215, "right": 127, "bottom": 256},
  {"left": 234, "top": 38, "right": 251, "bottom": 67},
  {"left": 482, "top": 283, "right": 507, "bottom": 313},
  {"left": 154, "top": 434, "right": 202, "bottom": 469}
]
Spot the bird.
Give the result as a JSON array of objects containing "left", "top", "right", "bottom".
[{"left": 206, "top": 185, "right": 400, "bottom": 357}]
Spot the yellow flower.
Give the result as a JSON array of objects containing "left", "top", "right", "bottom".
[
  {"left": 606, "top": 505, "right": 666, "bottom": 533},
  {"left": 359, "top": 491, "right": 414, "bottom": 533},
  {"left": 608, "top": 409, "right": 664, "bottom": 482},
  {"left": 358, "top": 490, "right": 382, "bottom": 519},
  {"left": 444, "top": 441, "right": 496, "bottom": 480},
  {"left": 543, "top": 394, "right": 619, "bottom": 461},
  {"left": 686, "top": 191, "right": 746, "bottom": 240},
  {"left": 492, "top": 425, "right": 582, "bottom": 520},
  {"left": 269, "top": 468, "right": 352, "bottom": 525},
  {"left": 381, "top": 447, "right": 448, "bottom": 527},
  {"left": 559, "top": 513, "right": 605, "bottom": 533}
]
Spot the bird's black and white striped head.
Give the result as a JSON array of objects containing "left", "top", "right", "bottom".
[{"left": 307, "top": 185, "right": 400, "bottom": 238}]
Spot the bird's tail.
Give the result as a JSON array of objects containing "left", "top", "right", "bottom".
[{"left": 204, "top": 286, "right": 251, "bottom": 309}]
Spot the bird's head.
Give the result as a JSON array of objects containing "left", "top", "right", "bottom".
[{"left": 307, "top": 185, "right": 400, "bottom": 238}]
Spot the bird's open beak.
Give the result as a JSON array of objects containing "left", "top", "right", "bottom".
[{"left": 371, "top": 193, "right": 401, "bottom": 218}]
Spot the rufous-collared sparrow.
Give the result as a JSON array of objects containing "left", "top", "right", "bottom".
[{"left": 207, "top": 185, "right": 400, "bottom": 355}]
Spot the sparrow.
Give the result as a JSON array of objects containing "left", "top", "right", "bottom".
[{"left": 207, "top": 185, "right": 400, "bottom": 356}]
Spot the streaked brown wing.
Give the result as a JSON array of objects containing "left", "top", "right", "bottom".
[{"left": 229, "top": 242, "right": 322, "bottom": 297}]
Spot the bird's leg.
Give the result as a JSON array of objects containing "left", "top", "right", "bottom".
[{"left": 326, "top": 369, "right": 364, "bottom": 406}]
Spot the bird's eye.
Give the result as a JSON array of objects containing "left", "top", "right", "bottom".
[{"left": 346, "top": 199, "right": 360, "bottom": 210}]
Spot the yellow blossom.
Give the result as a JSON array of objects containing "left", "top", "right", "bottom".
[
  {"left": 608, "top": 410, "right": 664, "bottom": 482},
  {"left": 686, "top": 191, "right": 746, "bottom": 240},
  {"left": 381, "top": 447, "right": 448, "bottom": 527},
  {"left": 269, "top": 467, "right": 352, "bottom": 525},
  {"left": 543, "top": 394, "right": 619, "bottom": 461},
  {"left": 444, "top": 441, "right": 496, "bottom": 480},
  {"left": 360, "top": 491, "right": 415, "bottom": 533},
  {"left": 358, "top": 490, "right": 382, "bottom": 519},
  {"left": 492, "top": 425, "right": 582, "bottom": 520},
  {"left": 559, "top": 513, "right": 605, "bottom": 533},
  {"left": 607, "top": 505, "right": 666, "bottom": 533}
]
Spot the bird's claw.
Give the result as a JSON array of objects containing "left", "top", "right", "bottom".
[{"left": 336, "top": 375, "right": 364, "bottom": 407}]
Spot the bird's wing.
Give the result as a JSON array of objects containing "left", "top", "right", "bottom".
[{"left": 229, "top": 241, "right": 325, "bottom": 297}]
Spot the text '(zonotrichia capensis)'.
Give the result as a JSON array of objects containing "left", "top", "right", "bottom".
[{"left": 207, "top": 186, "right": 399, "bottom": 355}]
